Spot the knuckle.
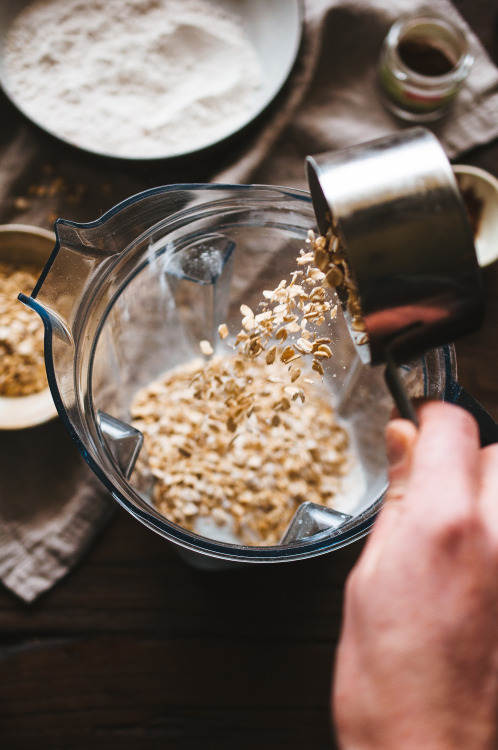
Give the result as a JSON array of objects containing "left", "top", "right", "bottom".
[
  {"left": 384, "top": 483, "right": 406, "bottom": 503},
  {"left": 430, "top": 510, "right": 484, "bottom": 556},
  {"left": 422, "top": 401, "right": 476, "bottom": 429},
  {"left": 420, "top": 401, "right": 480, "bottom": 444}
]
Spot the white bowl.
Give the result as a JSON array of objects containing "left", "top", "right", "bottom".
[
  {"left": 0, "top": 0, "right": 303, "bottom": 162},
  {"left": 453, "top": 164, "right": 498, "bottom": 268},
  {"left": 0, "top": 224, "right": 58, "bottom": 430}
]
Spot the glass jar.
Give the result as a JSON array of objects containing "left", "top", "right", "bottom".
[{"left": 379, "top": 11, "right": 474, "bottom": 122}]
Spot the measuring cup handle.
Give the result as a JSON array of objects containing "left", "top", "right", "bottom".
[
  {"left": 384, "top": 357, "right": 419, "bottom": 426},
  {"left": 447, "top": 380, "right": 498, "bottom": 447}
]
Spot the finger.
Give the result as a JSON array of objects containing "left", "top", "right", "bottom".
[
  {"left": 384, "top": 418, "right": 418, "bottom": 502},
  {"left": 355, "top": 418, "right": 418, "bottom": 572},
  {"left": 478, "top": 443, "right": 498, "bottom": 536},
  {"left": 353, "top": 402, "right": 481, "bottom": 575},
  {"left": 403, "top": 401, "right": 481, "bottom": 522}
]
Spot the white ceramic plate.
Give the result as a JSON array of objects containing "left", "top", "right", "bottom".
[
  {"left": 0, "top": 224, "right": 58, "bottom": 430},
  {"left": 0, "top": 0, "right": 303, "bottom": 161},
  {"left": 453, "top": 164, "right": 498, "bottom": 268}
]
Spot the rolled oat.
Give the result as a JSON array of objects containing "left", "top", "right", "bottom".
[
  {"left": 130, "top": 220, "right": 362, "bottom": 545},
  {"left": 0, "top": 261, "right": 46, "bottom": 397},
  {"left": 131, "top": 355, "right": 349, "bottom": 546}
]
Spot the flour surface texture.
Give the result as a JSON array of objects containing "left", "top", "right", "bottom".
[{"left": 5, "top": 0, "right": 263, "bottom": 158}]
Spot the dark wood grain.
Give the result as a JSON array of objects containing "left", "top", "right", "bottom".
[
  {"left": 0, "top": 507, "right": 360, "bottom": 750},
  {"left": 1, "top": 2, "right": 497, "bottom": 749}
]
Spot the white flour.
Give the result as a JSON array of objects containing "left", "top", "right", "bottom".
[{"left": 4, "top": 0, "right": 263, "bottom": 158}]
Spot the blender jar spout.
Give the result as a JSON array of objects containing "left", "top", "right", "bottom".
[
  {"left": 16, "top": 214, "right": 134, "bottom": 449},
  {"left": 19, "top": 218, "right": 125, "bottom": 341}
]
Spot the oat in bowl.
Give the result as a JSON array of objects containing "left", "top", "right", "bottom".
[{"left": 0, "top": 225, "right": 57, "bottom": 430}]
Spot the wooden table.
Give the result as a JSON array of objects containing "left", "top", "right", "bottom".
[{"left": 1, "top": 2, "right": 497, "bottom": 748}]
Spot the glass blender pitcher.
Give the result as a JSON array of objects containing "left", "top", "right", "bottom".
[{"left": 20, "top": 181, "right": 470, "bottom": 565}]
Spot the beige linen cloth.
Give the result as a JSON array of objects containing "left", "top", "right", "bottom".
[
  {"left": 216, "top": 0, "right": 498, "bottom": 188},
  {"left": 1, "top": 0, "right": 498, "bottom": 603}
]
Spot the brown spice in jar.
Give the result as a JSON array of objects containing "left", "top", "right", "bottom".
[{"left": 398, "top": 37, "right": 456, "bottom": 76}]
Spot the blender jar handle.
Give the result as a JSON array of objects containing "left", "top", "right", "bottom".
[
  {"left": 446, "top": 377, "right": 498, "bottom": 447},
  {"left": 384, "top": 353, "right": 498, "bottom": 446}
]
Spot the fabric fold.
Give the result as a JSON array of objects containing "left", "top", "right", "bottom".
[{"left": 214, "top": 0, "right": 498, "bottom": 187}]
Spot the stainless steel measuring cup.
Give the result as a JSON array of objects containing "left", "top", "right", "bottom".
[{"left": 306, "top": 127, "right": 498, "bottom": 444}]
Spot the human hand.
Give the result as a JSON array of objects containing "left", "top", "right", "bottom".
[{"left": 333, "top": 401, "right": 498, "bottom": 750}]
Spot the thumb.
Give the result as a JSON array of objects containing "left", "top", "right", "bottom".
[
  {"left": 354, "top": 419, "right": 419, "bottom": 571},
  {"left": 384, "top": 418, "right": 418, "bottom": 502}
]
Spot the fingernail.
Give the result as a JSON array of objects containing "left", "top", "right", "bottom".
[{"left": 385, "top": 421, "right": 409, "bottom": 466}]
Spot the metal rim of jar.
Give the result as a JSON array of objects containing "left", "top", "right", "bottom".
[{"left": 384, "top": 12, "right": 474, "bottom": 86}]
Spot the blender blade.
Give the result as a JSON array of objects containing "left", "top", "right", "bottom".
[
  {"left": 281, "top": 502, "right": 352, "bottom": 544},
  {"left": 98, "top": 411, "right": 143, "bottom": 479}
]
